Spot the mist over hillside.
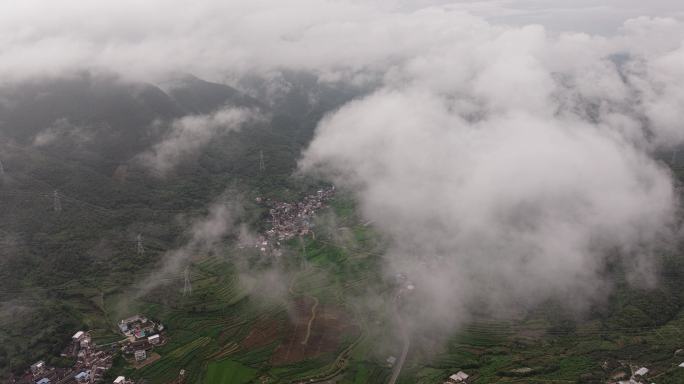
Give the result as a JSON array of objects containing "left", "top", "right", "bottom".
[
  {"left": 0, "top": 72, "right": 361, "bottom": 374},
  {"left": 1, "top": 1, "right": 684, "bottom": 383}
]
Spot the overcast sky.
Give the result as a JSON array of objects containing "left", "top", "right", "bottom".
[
  {"left": 0, "top": 0, "right": 682, "bottom": 82},
  {"left": 396, "top": 0, "right": 684, "bottom": 33}
]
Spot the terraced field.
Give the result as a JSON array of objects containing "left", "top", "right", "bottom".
[
  {"left": 101, "top": 197, "right": 684, "bottom": 384},
  {"left": 204, "top": 360, "right": 258, "bottom": 384},
  {"left": 99, "top": 197, "right": 392, "bottom": 383}
]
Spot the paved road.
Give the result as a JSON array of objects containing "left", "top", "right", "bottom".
[{"left": 388, "top": 296, "right": 410, "bottom": 384}]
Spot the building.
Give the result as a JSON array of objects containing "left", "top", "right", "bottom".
[
  {"left": 133, "top": 328, "right": 147, "bottom": 339},
  {"left": 119, "top": 314, "right": 159, "bottom": 342},
  {"left": 113, "top": 376, "right": 126, "bottom": 384},
  {"left": 118, "top": 321, "right": 129, "bottom": 333},
  {"left": 75, "top": 371, "right": 90, "bottom": 382},
  {"left": 386, "top": 356, "right": 396, "bottom": 367},
  {"left": 30, "top": 361, "right": 46, "bottom": 375},
  {"left": 79, "top": 335, "right": 91, "bottom": 349},
  {"left": 118, "top": 315, "right": 145, "bottom": 333},
  {"left": 134, "top": 349, "right": 147, "bottom": 362},
  {"left": 447, "top": 371, "right": 469, "bottom": 383},
  {"left": 72, "top": 330, "right": 85, "bottom": 341},
  {"left": 634, "top": 367, "right": 648, "bottom": 377},
  {"left": 19, "top": 328, "right": 115, "bottom": 384},
  {"left": 148, "top": 334, "right": 160, "bottom": 345}
]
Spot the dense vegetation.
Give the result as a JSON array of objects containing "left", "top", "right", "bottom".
[
  {"left": 1, "top": 73, "right": 684, "bottom": 383},
  {"left": 0, "top": 72, "right": 360, "bottom": 376}
]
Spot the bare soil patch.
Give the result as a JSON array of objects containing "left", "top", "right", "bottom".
[{"left": 271, "top": 298, "right": 359, "bottom": 365}]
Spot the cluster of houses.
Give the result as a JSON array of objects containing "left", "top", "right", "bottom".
[
  {"left": 267, "top": 187, "right": 335, "bottom": 240},
  {"left": 249, "top": 186, "right": 335, "bottom": 254},
  {"left": 118, "top": 315, "right": 162, "bottom": 342},
  {"left": 117, "top": 315, "right": 165, "bottom": 365},
  {"left": 606, "top": 363, "right": 651, "bottom": 384},
  {"left": 13, "top": 331, "right": 114, "bottom": 384},
  {"left": 11, "top": 314, "right": 165, "bottom": 384}
]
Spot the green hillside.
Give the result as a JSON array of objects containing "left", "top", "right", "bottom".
[{"left": 2, "top": 74, "right": 684, "bottom": 384}]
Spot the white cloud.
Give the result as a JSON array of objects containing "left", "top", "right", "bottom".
[
  {"left": 138, "top": 107, "right": 260, "bottom": 175},
  {"left": 135, "top": 198, "right": 241, "bottom": 297},
  {"left": 294, "top": 7, "right": 683, "bottom": 332},
  {"left": 301, "top": 87, "right": 676, "bottom": 333},
  {"left": 32, "top": 118, "right": 96, "bottom": 147},
  {"left": 1, "top": 0, "right": 682, "bottom": 337},
  {"left": 0, "top": 1, "right": 680, "bottom": 82}
]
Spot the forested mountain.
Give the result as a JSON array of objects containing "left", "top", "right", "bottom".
[{"left": 0, "top": 72, "right": 359, "bottom": 374}]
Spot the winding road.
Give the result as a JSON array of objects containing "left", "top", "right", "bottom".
[{"left": 388, "top": 295, "right": 410, "bottom": 384}]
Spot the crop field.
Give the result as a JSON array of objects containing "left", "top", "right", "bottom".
[
  {"left": 95, "top": 197, "right": 392, "bottom": 383},
  {"left": 204, "top": 360, "right": 258, "bottom": 384},
  {"left": 88, "top": 196, "right": 684, "bottom": 384},
  {"left": 393, "top": 301, "right": 684, "bottom": 384},
  {"left": 3, "top": 190, "right": 684, "bottom": 384}
]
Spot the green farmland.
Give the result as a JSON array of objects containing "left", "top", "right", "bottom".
[
  {"left": 93, "top": 196, "right": 684, "bottom": 384},
  {"left": 204, "top": 360, "right": 258, "bottom": 384}
]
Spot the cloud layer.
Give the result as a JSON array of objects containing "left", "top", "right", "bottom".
[
  {"left": 138, "top": 107, "right": 259, "bottom": 174},
  {"left": 0, "top": 1, "right": 681, "bottom": 81},
  {"left": 293, "top": 6, "right": 684, "bottom": 332},
  {"left": 2, "top": 0, "right": 682, "bottom": 337},
  {"left": 302, "top": 90, "right": 675, "bottom": 327},
  {"left": 135, "top": 198, "right": 241, "bottom": 297},
  {"left": 2, "top": 1, "right": 681, "bottom": 146}
]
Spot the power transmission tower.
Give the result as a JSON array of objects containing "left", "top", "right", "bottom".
[
  {"left": 53, "top": 190, "right": 62, "bottom": 212},
  {"left": 183, "top": 267, "right": 192, "bottom": 296},
  {"left": 136, "top": 233, "right": 145, "bottom": 255},
  {"left": 259, "top": 150, "right": 265, "bottom": 172}
]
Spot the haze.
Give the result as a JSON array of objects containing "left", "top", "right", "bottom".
[{"left": 1, "top": 1, "right": 683, "bottom": 382}]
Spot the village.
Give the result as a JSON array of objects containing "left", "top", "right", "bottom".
[
  {"left": 10, "top": 188, "right": 337, "bottom": 384},
  {"left": 248, "top": 186, "right": 336, "bottom": 255},
  {"left": 11, "top": 183, "right": 681, "bottom": 384},
  {"left": 10, "top": 315, "right": 168, "bottom": 384}
]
